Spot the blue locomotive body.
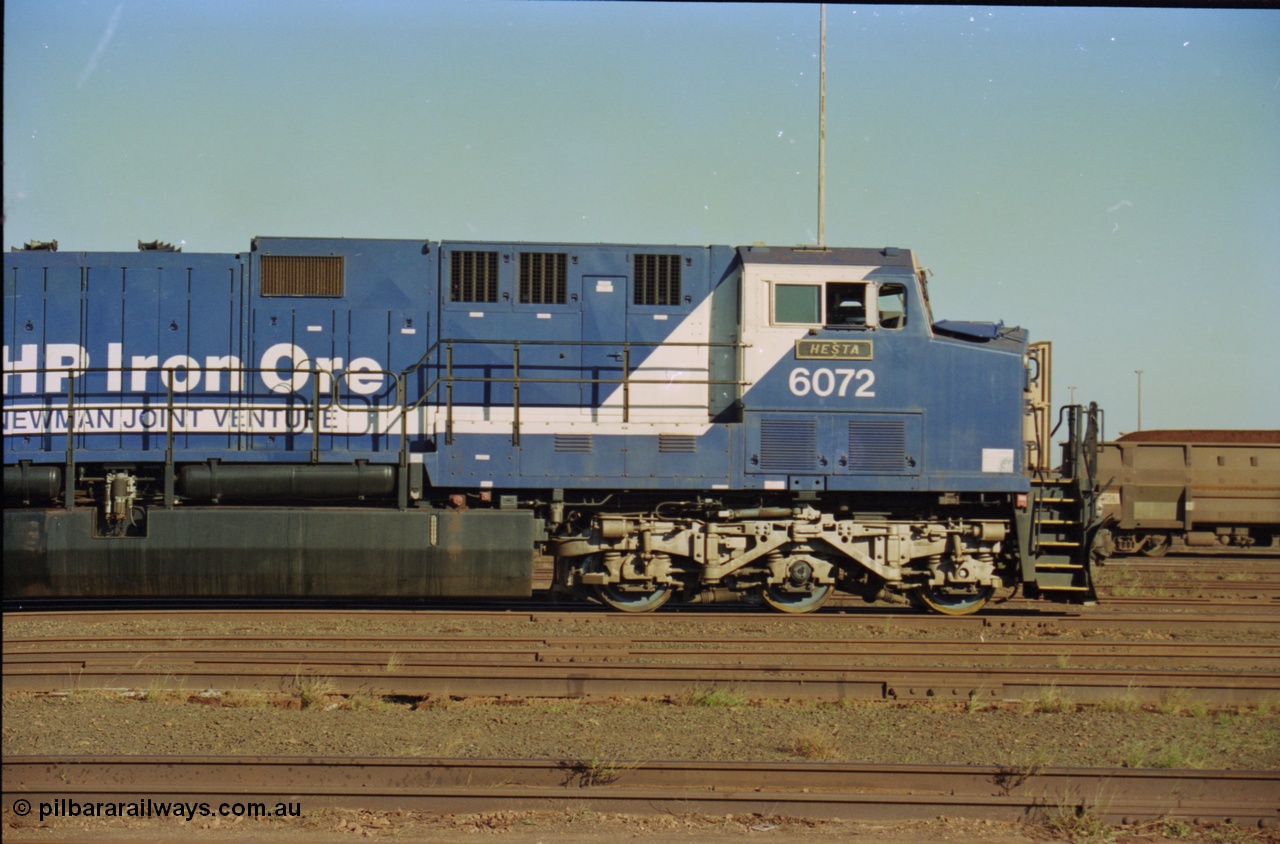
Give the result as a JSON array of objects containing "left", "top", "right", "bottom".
[{"left": 3, "top": 237, "right": 1098, "bottom": 612}]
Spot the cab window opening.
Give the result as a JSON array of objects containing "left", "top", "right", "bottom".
[
  {"left": 878, "top": 282, "right": 907, "bottom": 329},
  {"left": 826, "top": 283, "right": 867, "bottom": 327},
  {"left": 771, "top": 280, "right": 904, "bottom": 328}
]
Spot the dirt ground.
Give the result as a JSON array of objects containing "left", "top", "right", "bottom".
[
  {"left": 0, "top": 809, "right": 1173, "bottom": 843},
  {"left": 5, "top": 692, "right": 1279, "bottom": 769},
  {"left": 4, "top": 690, "right": 1279, "bottom": 843},
  {"left": 6, "top": 803, "right": 1279, "bottom": 843},
  {"left": 5, "top": 607, "right": 1279, "bottom": 842}
]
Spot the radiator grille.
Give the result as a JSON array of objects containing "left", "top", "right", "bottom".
[
  {"left": 759, "top": 419, "right": 817, "bottom": 472},
  {"left": 848, "top": 419, "right": 906, "bottom": 473},
  {"left": 450, "top": 251, "right": 499, "bottom": 302},
  {"left": 260, "top": 255, "right": 344, "bottom": 297},
  {"left": 555, "top": 434, "right": 593, "bottom": 453},
  {"left": 634, "top": 254, "right": 682, "bottom": 306},
  {"left": 519, "top": 252, "right": 567, "bottom": 304},
  {"left": 658, "top": 434, "right": 697, "bottom": 453}
]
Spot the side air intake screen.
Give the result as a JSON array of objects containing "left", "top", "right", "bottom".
[
  {"left": 848, "top": 419, "right": 906, "bottom": 473},
  {"left": 634, "top": 254, "right": 682, "bottom": 306},
  {"left": 450, "top": 251, "right": 500, "bottom": 303},
  {"left": 260, "top": 256, "right": 344, "bottom": 297},
  {"left": 520, "top": 252, "right": 568, "bottom": 304},
  {"left": 555, "top": 434, "right": 593, "bottom": 453},
  {"left": 759, "top": 419, "right": 818, "bottom": 472}
]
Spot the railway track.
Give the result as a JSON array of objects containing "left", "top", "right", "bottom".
[
  {"left": 1093, "top": 557, "right": 1280, "bottom": 600},
  {"left": 5, "top": 755, "right": 1277, "bottom": 826},
  {"left": 5, "top": 588, "right": 1277, "bottom": 835},
  {"left": 5, "top": 599, "right": 1279, "bottom": 623},
  {"left": 8, "top": 658, "right": 1275, "bottom": 705},
  {"left": 1105, "top": 559, "right": 1280, "bottom": 573},
  {"left": 1097, "top": 582, "right": 1280, "bottom": 600},
  {"left": 6, "top": 617, "right": 1279, "bottom": 704},
  {"left": 9, "top": 635, "right": 1278, "bottom": 669}
]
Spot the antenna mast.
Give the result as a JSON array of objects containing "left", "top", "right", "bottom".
[{"left": 818, "top": 4, "right": 827, "bottom": 248}]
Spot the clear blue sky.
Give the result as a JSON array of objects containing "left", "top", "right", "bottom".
[{"left": 5, "top": 2, "right": 1278, "bottom": 433}]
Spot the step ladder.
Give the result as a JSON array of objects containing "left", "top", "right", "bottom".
[{"left": 1029, "top": 476, "right": 1096, "bottom": 601}]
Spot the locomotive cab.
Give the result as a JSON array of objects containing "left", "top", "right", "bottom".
[{"left": 735, "top": 245, "right": 1026, "bottom": 497}]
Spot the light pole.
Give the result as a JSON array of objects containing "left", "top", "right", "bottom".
[{"left": 1135, "top": 370, "right": 1144, "bottom": 431}]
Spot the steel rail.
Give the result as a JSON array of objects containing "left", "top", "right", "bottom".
[
  {"left": 1093, "top": 580, "right": 1280, "bottom": 600},
  {"left": 14, "top": 594, "right": 1278, "bottom": 615},
  {"left": 1105, "top": 561, "right": 1280, "bottom": 574},
  {"left": 7, "top": 632, "right": 1276, "bottom": 652},
  {"left": 1108, "top": 548, "right": 1280, "bottom": 559},
  {"left": 4, "top": 756, "right": 1277, "bottom": 826},
  {"left": 6, "top": 603, "right": 1280, "bottom": 622},
  {"left": 6, "top": 638, "right": 1278, "bottom": 670},
  {"left": 1092, "top": 596, "right": 1278, "bottom": 606},
  {"left": 1098, "top": 579, "right": 1280, "bottom": 590},
  {"left": 5, "top": 651, "right": 1278, "bottom": 704}
]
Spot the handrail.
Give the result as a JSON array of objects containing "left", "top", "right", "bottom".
[
  {"left": 12, "top": 364, "right": 397, "bottom": 508},
  {"left": 396, "top": 337, "right": 750, "bottom": 447},
  {"left": 7, "top": 337, "right": 751, "bottom": 508}
]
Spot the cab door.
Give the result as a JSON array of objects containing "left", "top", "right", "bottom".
[{"left": 580, "top": 275, "right": 628, "bottom": 416}]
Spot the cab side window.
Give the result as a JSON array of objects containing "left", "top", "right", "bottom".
[
  {"left": 771, "top": 280, "right": 906, "bottom": 329},
  {"left": 878, "top": 283, "right": 907, "bottom": 329},
  {"left": 773, "top": 284, "right": 821, "bottom": 324},
  {"left": 826, "top": 283, "right": 867, "bottom": 327}
]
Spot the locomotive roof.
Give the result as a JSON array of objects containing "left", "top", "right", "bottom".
[{"left": 737, "top": 245, "right": 916, "bottom": 269}]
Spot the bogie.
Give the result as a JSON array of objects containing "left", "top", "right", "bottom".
[{"left": 550, "top": 503, "right": 1016, "bottom": 614}]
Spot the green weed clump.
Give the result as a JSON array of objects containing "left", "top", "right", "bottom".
[
  {"left": 1096, "top": 684, "right": 1144, "bottom": 714},
  {"left": 1043, "top": 795, "right": 1112, "bottom": 843},
  {"left": 1023, "top": 684, "right": 1074, "bottom": 714},
  {"left": 1122, "top": 737, "right": 1211, "bottom": 769},
  {"left": 679, "top": 686, "right": 747, "bottom": 708},
  {"left": 788, "top": 726, "right": 839, "bottom": 760},
  {"left": 295, "top": 673, "right": 338, "bottom": 709}
]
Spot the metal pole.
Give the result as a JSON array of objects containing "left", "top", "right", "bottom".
[
  {"left": 512, "top": 342, "right": 521, "bottom": 446},
  {"left": 818, "top": 4, "right": 827, "bottom": 249},
  {"left": 446, "top": 342, "right": 455, "bottom": 445},
  {"left": 398, "top": 373, "right": 409, "bottom": 511},
  {"left": 65, "top": 373, "right": 76, "bottom": 511},
  {"left": 165, "top": 373, "right": 176, "bottom": 509},
  {"left": 622, "top": 344, "right": 631, "bottom": 424},
  {"left": 1135, "top": 370, "right": 1144, "bottom": 431}
]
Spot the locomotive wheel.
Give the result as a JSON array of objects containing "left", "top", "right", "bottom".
[
  {"left": 578, "top": 553, "right": 674, "bottom": 613},
  {"left": 761, "top": 583, "right": 833, "bottom": 614},
  {"left": 913, "top": 584, "right": 995, "bottom": 616},
  {"left": 1139, "top": 534, "right": 1171, "bottom": 558},
  {"left": 595, "top": 582, "right": 673, "bottom": 613}
]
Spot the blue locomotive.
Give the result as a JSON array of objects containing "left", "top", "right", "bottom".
[{"left": 3, "top": 237, "right": 1100, "bottom": 613}]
